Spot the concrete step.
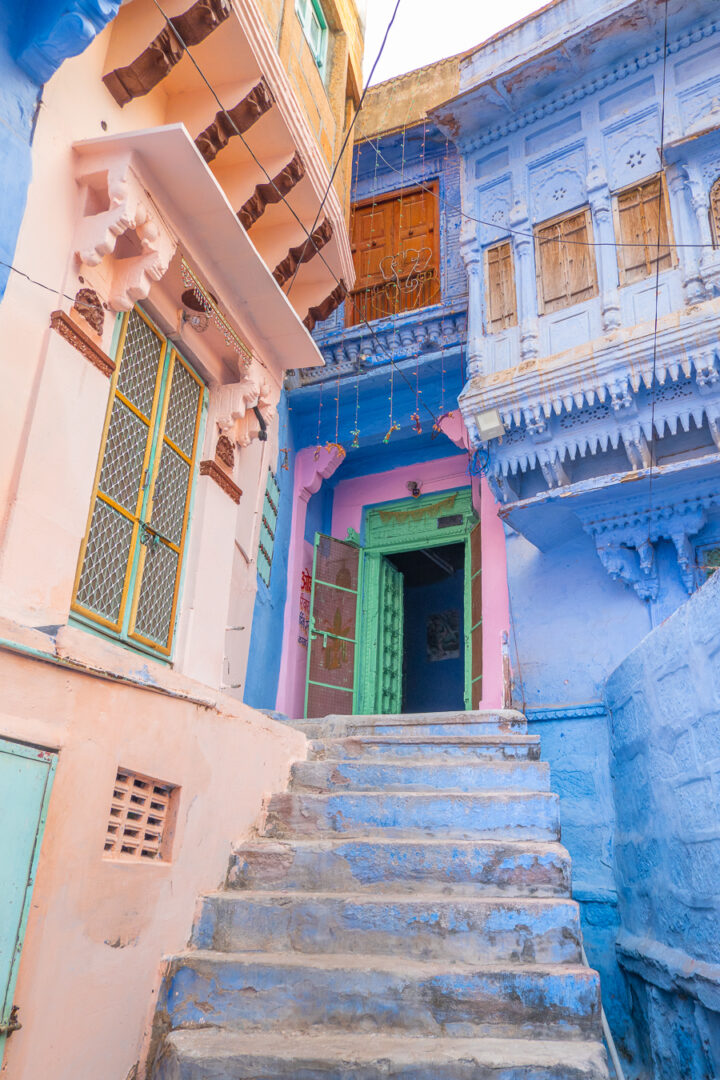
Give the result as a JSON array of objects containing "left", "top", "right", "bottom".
[
  {"left": 290, "top": 759, "right": 551, "bottom": 793},
  {"left": 190, "top": 892, "right": 582, "bottom": 964},
  {"left": 308, "top": 734, "right": 541, "bottom": 762},
  {"left": 297, "top": 710, "right": 527, "bottom": 738},
  {"left": 156, "top": 1029, "right": 611, "bottom": 1080},
  {"left": 228, "top": 838, "right": 572, "bottom": 896},
  {"left": 263, "top": 790, "right": 560, "bottom": 841},
  {"left": 160, "top": 951, "right": 602, "bottom": 1040}
]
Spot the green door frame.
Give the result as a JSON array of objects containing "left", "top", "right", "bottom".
[
  {"left": 0, "top": 739, "right": 57, "bottom": 1062},
  {"left": 357, "top": 487, "right": 478, "bottom": 713}
]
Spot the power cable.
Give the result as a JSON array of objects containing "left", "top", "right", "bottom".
[
  {"left": 363, "top": 135, "right": 719, "bottom": 251},
  {"left": 150, "top": 0, "right": 439, "bottom": 425},
  {"left": 285, "top": 0, "right": 403, "bottom": 297}
]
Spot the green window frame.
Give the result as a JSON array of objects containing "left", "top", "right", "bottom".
[
  {"left": 295, "top": 0, "right": 328, "bottom": 70},
  {"left": 71, "top": 306, "right": 206, "bottom": 659},
  {"left": 258, "top": 469, "right": 280, "bottom": 587}
]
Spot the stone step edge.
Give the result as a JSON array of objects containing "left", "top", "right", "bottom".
[
  {"left": 236, "top": 837, "right": 572, "bottom": 853},
  {"left": 315, "top": 711, "right": 526, "bottom": 723},
  {"left": 197, "top": 889, "right": 581, "bottom": 908},
  {"left": 169, "top": 949, "right": 594, "bottom": 978},
  {"left": 161, "top": 1027, "right": 610, "bottom": 1067},
  {"left": 308, "top": 735, "right": 541, "bottom": 745}
]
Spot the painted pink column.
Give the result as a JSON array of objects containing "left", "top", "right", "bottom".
[{"left": 276, "top": 445, "right": 345, "bottom": 718}]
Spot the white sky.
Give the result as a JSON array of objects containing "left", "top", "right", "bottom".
[{"left": 362, "top": 0, "right": 548, "bottom": 85}]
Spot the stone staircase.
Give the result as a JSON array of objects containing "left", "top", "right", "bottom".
[{"left": 152, "top": 710, "right": 610, "bottom": 1079}]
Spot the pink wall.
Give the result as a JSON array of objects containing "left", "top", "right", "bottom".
[{"left": 277, "top": 446, "right": 510, "bottom": 717}]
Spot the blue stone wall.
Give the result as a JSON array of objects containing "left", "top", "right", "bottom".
[
  {"left": 0, "top": 0, "right": 119, "bottom": 302},
  {"left": 605, "top": 569, "right": 720, "bottom": 1079},
  {"left": 243, "top": 394, "right": 295, "bottom": 711}
]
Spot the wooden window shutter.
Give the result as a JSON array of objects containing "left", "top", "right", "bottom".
[
  {"left": 347, "top": 185, "right": 440, "bottom": 326},
  {"left": 535, "top": 207, "right": 598, "bottom": 314},
  {"left": 711, "top": 177, "right": 720, "bottom": 247},
  {"left": 485, "top": 241, "right": 517, "bottom": 332},
  {"left": 615, "top": 174, "right": 673, "bottom": 284}
]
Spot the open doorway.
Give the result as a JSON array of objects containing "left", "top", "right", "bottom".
[{"left": 386, "top": 542, "right": 465, "bottom": 713}]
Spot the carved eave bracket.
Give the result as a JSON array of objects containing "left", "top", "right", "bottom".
[
  {"left": 74, "top": 155, "right": 177, "bottom": 312},
  {"left": 103, "top": 0, "right": 231, "bottom": 105},
  {"left": 304, "top": 279, "right": 347, "bottom": 333},
  {"left": 273, "top": 219, "right": 333, "bottom": 287},
  {"left": 239, "top": 151, "right": 305, "bottom": 231},
  {"left": 196, "top": 79, "right": 275, "bottom": 165},
  {"left": 215, "top": 374, "right": 277, "bottom": 449}
]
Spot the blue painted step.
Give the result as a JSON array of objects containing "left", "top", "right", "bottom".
[
  {"left": 264, "top": 790, "right": 560, "bottom": 840},
  {"left": 296, "top": 710, "right": 527, "bottom": 738},
  {"left": 156, "top": 1030, "right": 611, "bottom": 1080},
  {"left": 308, "top": 734, "right": 541, "bottom": 762},
  {"left": 290, "top": 759, "right": 551, "bottom": 793},
  {"left": 160, "top": 951, "right": 602, "bottom": 1040},
  {"left": 228, "top": 837, "right": 573, "bottom": 896},
  {"left": 190, "top": 892, "right": 583, "bottom": 963}
]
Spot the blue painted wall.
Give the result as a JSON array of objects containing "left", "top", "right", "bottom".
[
  {"left": 0, "top": 0, "right": 119, "bottom": 302},
  {"left": 243, "top": 393, "right": 295, "bottom": 711},
  {"left": 605, "top": 569, "right": 720, "bottom": 1079},
  {"left": 403, "top": 566, "right": 465, "bottom": 713}
]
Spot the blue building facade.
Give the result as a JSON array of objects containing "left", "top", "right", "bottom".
[
  {"left": 433, "top": 0, "right": 720, "bottom": 1072},
  {"left": 0, "top": 0, "right": 119, "bottom": 302}
]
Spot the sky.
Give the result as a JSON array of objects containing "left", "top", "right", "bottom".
[{"left": 362, "top": 0, "right": 547, "bottom": 85}]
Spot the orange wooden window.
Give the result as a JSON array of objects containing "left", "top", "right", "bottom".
[
  {"left": 485, "top": 240, "right": 518, "bottom": 332},
  {"left": 347, "top": 184, "right": 440, "bottom": 326},
  {"left": 535, "top": 206, "right": 598, "bottom": 315},
  {"left": 614, "top": 174, "right": 674, "bottom": 285}
]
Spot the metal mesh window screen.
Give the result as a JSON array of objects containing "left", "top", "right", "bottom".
[
  {"left": 104, "top": 767, "right": 177, "bottom": 860},
  {"left": 73, "top": 308, "right": 204, "bottom": 657},
  {"left": 258, "top": 470, "right": 280, "bottom": 586}
]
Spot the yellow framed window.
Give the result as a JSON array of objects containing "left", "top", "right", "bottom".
[{"left": 72, "top": 306, "right": 205, "bottom": 657}]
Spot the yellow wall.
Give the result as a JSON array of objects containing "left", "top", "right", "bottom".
[{"left": 258, "top": 0, "right": 364, "bottom": 220}]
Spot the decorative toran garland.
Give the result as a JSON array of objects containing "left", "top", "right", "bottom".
[{"left": 180, "top": 257, "right": 253, "bottom": 369}]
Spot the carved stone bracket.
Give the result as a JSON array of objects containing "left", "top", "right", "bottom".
[
  {"left": 273, "top": 219, "right": 333, "bottom": 287},
  {"left": 103, "top": 0, "right": 230, "bottom": 105},
  {"left": 18, "top": 0, "right": 120, "bottom": 85},
  {"left": 304, "top": 279, "right": 347, "bottom": 332},
  {"left": 50, "top": 310, "right": 115, "bottom": 377},
  {"left": 199, "top": 459, "right": 242, "bottom": 503},
  {"left": 195, "top": 79, "right": 275, "bottom": 164},
  {"left": 215, "top": 375, "right": 277, "bottom": 448},
  {"left": 74, "top": 155, "right": 177, "bottom": 311},
  {"left": 239, "top": 151, "right": 305, "bottom": 231}
]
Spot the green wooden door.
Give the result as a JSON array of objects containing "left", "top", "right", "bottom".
[
  {"left": 356, "top": 553, "right": 404, "bottom": 715},
  {"left": 0, "top": 740, "right": 56, "bottom": 1061},
  {"left": 305, "top": 534, "right": 362, "bottom": 718}
]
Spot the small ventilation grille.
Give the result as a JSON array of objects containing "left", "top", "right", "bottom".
[{"left": 104, "top": 768, "right": 176, "bottom": 860}]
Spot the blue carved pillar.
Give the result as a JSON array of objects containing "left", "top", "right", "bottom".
[
  {"left": 459, "top": 219, "right": 486, "bottom": 378},
  {"left": 587, "top": 160, "right": 621, "bottom": 330},
  {"left": 509, "top": 199, "right": 539, "bottom": 360},
  {"left": 665, "top": 160, "right": 705, "bottom": 304}
]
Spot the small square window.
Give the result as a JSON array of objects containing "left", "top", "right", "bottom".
[{"left": 296, "top": 0, "right": 328, "bottom": 70}]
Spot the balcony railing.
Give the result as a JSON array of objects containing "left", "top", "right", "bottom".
[{"left": 347, "top": 268, "right": 441, "bottom": 327}]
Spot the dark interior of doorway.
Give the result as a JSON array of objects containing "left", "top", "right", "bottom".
[{"left": 386, "top": 542, "right": 465, "bottom": 713}]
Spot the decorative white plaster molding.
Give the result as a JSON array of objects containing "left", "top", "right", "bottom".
[
  {"left": 215, "top": 372, "right": 277, "bottom": 447},
  {"left": 74, "top": 153, "right": 177, "bottom": 312}
]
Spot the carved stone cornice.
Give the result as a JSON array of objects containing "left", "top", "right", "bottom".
[
  {"left": 195, "top": 79, "right": 275, "bottom": 164},
  {"left": 103, "top": 0, "right": 230, "bottom": 105},
  {"left": 302, "top": 300, "right": 467, "bottom": 384},
  {"left": 239, "top": 151, "right": 305, "bottom": 230},
  {"left": 461, "top": 299, "right": 720, "bottom": 435},
  {"left": 303, "top": 280, "right": 347, "bottom": 333},
  {"left": 50, "top": 310, "right": 115, "bottom": 377},
  {"left": 199, "top": 460, "right": 242, "bottom": 503},
  {"left": 74, "top": 155, "right": 177, "bottom": 312},
  {"left": 273, "top": 219, "right": 333, "bottom": 287}
]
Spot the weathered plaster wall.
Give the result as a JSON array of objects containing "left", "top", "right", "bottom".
[
  {"left": 243, "top": 395, "right": 295, "bottom": 710},
  {"left": 605, "top": 569, "right": 720, "bottom": 1079},
  {"left": 0, "top": 623, "right": 305, "bottom": 1080}
]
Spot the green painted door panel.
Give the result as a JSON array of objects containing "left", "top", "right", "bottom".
[
  {"left": 465, "top": 520, "right": 483, "bottom": 709},
  {"left": 0, "top": 740, "right": 56, "bottom": 1062},
  {"left": 378, "top": 557, "right": 404, "bottom": 714}
]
